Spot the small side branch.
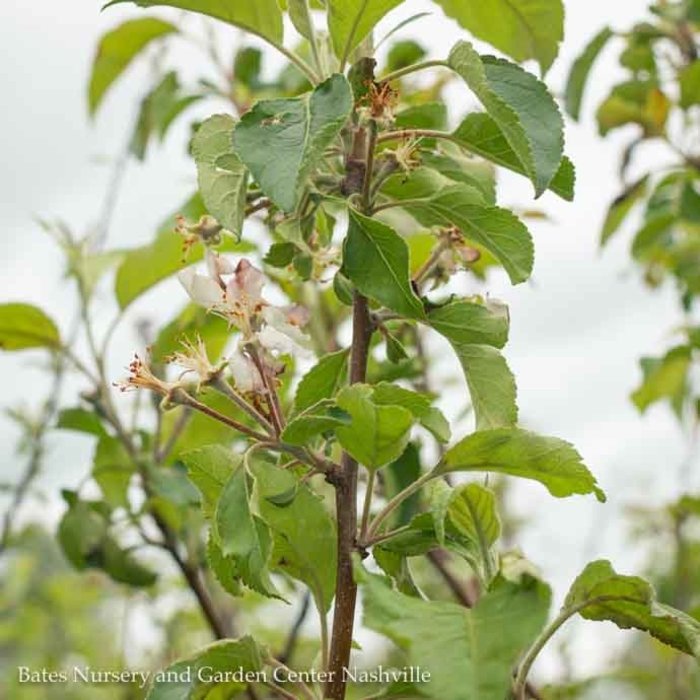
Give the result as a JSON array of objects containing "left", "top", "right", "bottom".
[{"left": 279, "top": 591, "right": 311, "bottom": 665}]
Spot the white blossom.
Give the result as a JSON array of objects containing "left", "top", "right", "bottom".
[{"left": 229, "top": 350, "right": 265, "bottom": 394}]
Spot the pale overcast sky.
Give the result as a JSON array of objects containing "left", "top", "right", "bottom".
[{"left": 1, "top": 0, "right": 695, "bottom": 682}]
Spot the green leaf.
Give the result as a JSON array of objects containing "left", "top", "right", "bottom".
[
  {"left": 182, "top": 445, "right": 241, "bottom": 520},
  {"left": 382, "top": 444, "right": 423, "bottom": 529},
  {"left": 212, "top": 453, "right": 280, "bottom": 598},
  {"left": 427, "top": 299, "right": 509, "bottom": 348},
  {"left": 447, "top": 483, "right": 500, "bottom": 581},
  {"left": 114, "top": 193, "right": 253, "bottom": 309},
  {"left": 384, "top": 330, "right": 409, "bottom": 364},
  {"left": 376, "top": 510, "right": 487, "bottom": 570},
  {"left": 448, "top": 42, "right": 564, "bottom": 197},
  {"left": 0, "top": 303, "right": 61, "bottom": 351},
  {"left": 631, "top": 346, "right": 692, "bottom": 413},
  {"left": 362, "top": 572, "right": 551, "bottom": 700},
  {"left": 148, "top": 465, "right": 200, "bottom": 508},
  {"left": 452, "top": 113, "right": 575, "bottom": 201},
  {"left": 448, "top": 483, "right": 500, "bottom": 548},
  {"left": 68, "top": 249, "right": 125, "bottom": 300},
  {"left": 115, "top": 194, "right": 202, "bottom": 308},
  {"left": 145, "top": 637, "right": 264, "bottom": 700},
  {"left": 420, "top": 151, "right": 496, "bottom": 204},
  {"left": 373, "top": 382, "right": 451, "bottom": 443},
  {"left": 373, "top": 548, "right": 422, "bottom": 599},
  {"left": 428, "top": 479, "right": 453, "bottom": 545},
  {"left": 564, "top": 560, "right": 700, "bottom": 657},
  {"left": 234, "top": 47, "right": 263, "bottom": 89},
  {"left": 106, "top": 0, "right": 283, "bottom": 45},
  {"left": 435, "top": 0, "right": 563, "bottom": 73},
  {"left": 565, "top": 27, "right": 614, "bottom": 120},
  {"left": 101, "top": 537, "right": 158, "bottom": 586},
  {"left": 88, "top": 18, "right": 177, "bottom": 115},
  {"left": 447, "top": 343, "right": 518, "bottom": 430},
  {"left": 328, "top": 0, "right": 404, "bottom": 63},
  {"left": 381, "top": 165, "right": 456, "bottom": 201},
  {"left": 58, "top": 501, "right": 156, "bottom": 587},
  {"left": 192, "top": 114, "right": 248, "bottom": 237},
  {"left": 377, "top": 513, "right": 445, "bottom": 557},
  {"left": 397, "top": 183, "right": 534, "bottom": 284},
  {"left": 252, "top": 461, "right": 337, "bottom": 612},
  {"left": 233, "top": 74, "right": 352, "bottom": 212},
  {"left": 265, "top": 242, "right": 298, "bottom": 268},
  {"left": 343, "top": 209, "right": 426, "bottom": 317},
  {"left": 438, "top": 428, "right": 606, "bottom": 502},
  {"left": 395, "top": 102, "right": 448, "bottom": 131},
  {"left": 281, "top": 401, "right": 351, "bottom": 445},
  {"left": 680, "top": 60, "right": 700, "bottom": 109},
  {"left": 600, "top": 176, "right": 649, "bottom": 245},
  {"left": 56, "top": 408, "right": 107, "bottom": 437},
  {"left": 425, "top": 299, "right": 515, "bottom": 430},
  {"left": 206, "top": 533, "right": 242, "bottom": 597},
  {"left": 216, "top": 467, "right": 258, "bottom": 559},
  {"left": 130, "top": 72, "right": 200, "bottom": 160},
  {"left": 58, "top": 502, "right": 108, "bottom": 570},
  {"left": 287, "top": 0, "right": 314, "bottom": 40},
  {"left": 335, "top": 385, "right": 414, "bottom": 470},
  {"left": 294, "top": 348, "right": 349, "bottom": 412},
  {"left": 596, "top": 81, "right": 670, "bottom": 137},
  {"left": 382, "top": 28, "right": 429, "bottom": 62}
]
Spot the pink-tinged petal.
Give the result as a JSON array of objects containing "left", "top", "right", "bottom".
[
  {"left": 283, "top": 304, "right": 310, "bottom": 327},
  {"left": 178, "top": 268, "right": 223, "bottom": 308},
  {"left": 230, "top": 350, "right": 264, "bottom": 393},
  {"left": 236, "top": 259, "right": 265, "bottom": 300},
  {"left": 205, "top": 249, "right": 236, "bottom": 279}
]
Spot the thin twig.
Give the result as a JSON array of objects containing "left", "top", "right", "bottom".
[
  {"left": 155, "top": 407, "right": 192, "bottom": 463},
  {"left": 361, "top": 120, "right": 378, "bottom": 213},
  {"left": 366, "top": 470, "right": 436, "bottom": 540},
  {"left": 0, "top": 333, "right": 77, "bottom": 551},
  {"left": 381, "top": 59, "right": 448, "bottom": 84},
  {"left": 359, "top": 471, "right": 376, "bottom": 542},
  {"left": 212, "top": 376, "right": 276, "bottom": 435},
  {"left": 176, "top": 392, "right": 270, "bottom": 442},
  {"left": 279, "top": 591, "right": 311, "bottom": 664},
  {"left": 426, "top": 549, "right": 477, "bottom": 606},
  {"left": 376, "top": 128, "right": 457, "bottom": 146},
  {"left": 267, "top": 657, "right": 317, "bottom": 700}
]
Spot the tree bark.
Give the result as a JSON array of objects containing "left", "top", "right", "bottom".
[{"left": 325, "top": 292, "right": 372, "bottom": 699}]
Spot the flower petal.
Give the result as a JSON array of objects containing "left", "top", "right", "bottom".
[
  {"left": 205, "top": 249, "right": 236, "bottom": 279},
  {"left": 235, "top": 259, "right": 265, "bottom": 300},
  {"left": 262, "top": 307, "right": 312, "bottom": 350},
  {"left": 230, "top": 350, "right": 264, "bottom": 393},
  {"left": 178, "top": 268, "right": 224, "bottom": 308}
]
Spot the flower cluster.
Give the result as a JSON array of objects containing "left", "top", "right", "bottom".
[{"left": 178, "top": 251, "right": 310, "bottom": 394}]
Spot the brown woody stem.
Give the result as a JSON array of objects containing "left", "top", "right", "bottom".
[
  {"left": 176, "top": 391, "right": 270, "bottom": 442},
  {"left": 325, "top": 292, "right": 373, "bottom": 699}
]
